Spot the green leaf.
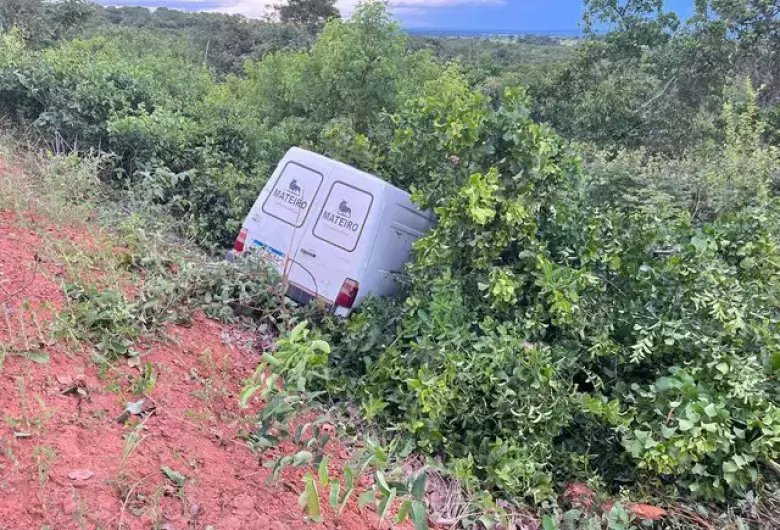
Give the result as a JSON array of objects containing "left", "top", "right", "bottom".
[
  {"left": 20, "top": 350, "right": 49, "bottom": 364},
  {"left": 542, "top": 515, "right": 558, "bottom": 530},
  {"left": 690, "top": 235, "right": 708, "bottom": 251},
  {"left": 376, "top": 470, "right": 391, "bottom": 494},
  {"left": 410, "top": 470, "right": 426, "bottom": 500},
  {"left": 678, "top": 419, "right": 695, "bottom": 431},
  {"left": 318, "top": 456, "right": 329, "bottom": 487},
  {"left": 329, "top": 479, "right": 341, "bottom": 510},
  {"left": 476, "top": 515, "right": 497, "bottom": 529},
  {"left": 358, "top": 488, "right": 375, "bottom": 509},
  {"left": 294, "top": 423, "right": 308, "bottom": 444},
  {"left": 256, "top": 436, "right": 277, "bottom": 449},
  {"left": 310, "top": 339, "right": 331, "bottom": 354},
  {"left": 396, "top": 499, "right": 412, "bottom": 523},
  {"left": 411, "top": 500, "right": 428, "bottom": 530},
  {"left": 358, "top": 455, "right": 376, "bottom": 477},
  {"left": 301, "top": 473, "right": 322, "bottom": 522},
  {"left": 397, "top": 438, "right": 415, "bottom": 458},
  {"left": 343, "top": 465, "right": 354, "bottom": 491},
  {"left": 608, "top": 503, "right": 630, "bottom": 529},
  {"left": 377, "top": 488, "right": 396, "bottom": 528},
  {"left": 238, "top": 384, "right": 261, "bottom": 408},
  {"left": 298, "top": 483, "right": 309, "bottom": 509},
  {"left": 338, "top": 465, "right": 355, "bottom": 515},
  {"left": 290, "top": 321, "right": 308, "bottom": 341},
  {"left": 271, "top": 455, "right": 293, "bottom": 483},
  {"left": 161, "top": 466, "right": 186, "bottom": 487},
  {"left": 293, "top": 450, "right": 313, "bottom": 466},
  {"left": 770, "top": 353, "right": 780, "bottom": 372},
  {"left": 263, "top": 353, "right": 281, "bottom": 366}
]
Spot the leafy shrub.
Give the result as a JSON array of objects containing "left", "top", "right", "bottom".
[
  {"left": 584, "top": 79, "right": 780, "bottom": 223},
  {"left": 60, "top": 283, "right": 140, "bottom": 360},
  {"left": 58, "top": 232, "right": 289, "bottom": 364},
  {"left": 0, "top": 29, "right": 211, "bottom": 148},
  {"left": 138, "top": 252, "right": 288, "bottom": 326},
  {"left": 242, "top": 1, "right": 441, "bottom": 133},
  {"left": 321, "top": 77, "right": 780, "bottom": 502},
  {"left": 107, "top": 108, "right": 203, "bottom": 176},
  {"left": 111, "top": 212, "right": 291, "bottom": 326},
  {"left": 241, "top": 322, "right": 430, "bottom": 529}
]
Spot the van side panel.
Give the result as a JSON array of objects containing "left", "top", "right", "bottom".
[{"left": 358, "top": 188, "right": 434, "bottom": 303}]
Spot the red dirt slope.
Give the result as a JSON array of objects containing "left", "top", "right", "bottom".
[{"left": 0, "top": 211, "right": 397, "bottom": 530}]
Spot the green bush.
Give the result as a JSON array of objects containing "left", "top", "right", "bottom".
[
  {"left": 241, "top": 1, "right": 441, "bottom": 133},
  {"left": 0, "top": 29, "right": 211, "bottom": 147},
  {"left": 322, "top": 79, "right": 780, "bottom": 502},
  {"left": 0, "top": 3, "right": 444, "bottom": 249},
  {"left": 584, "top": 80, "right": 780, "bottom": 223}
]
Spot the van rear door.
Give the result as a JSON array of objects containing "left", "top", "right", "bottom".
[
  {"left": 243, "top": 159, "right": 325, "bottom": 269},
  {"left": 287, "top": 179, "right": 379, "bottom": 305}
]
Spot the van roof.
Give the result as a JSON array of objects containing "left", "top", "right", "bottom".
[{"left": 287, "top": 147, "right": 410, "bottom": 198}]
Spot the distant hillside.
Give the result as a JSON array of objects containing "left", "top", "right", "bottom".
[
  {"left": 406, "top": 27, "right": 581, "bottom": 40},
  {"left": 80, "top": 5, "right": 575, "bottom": 81}
]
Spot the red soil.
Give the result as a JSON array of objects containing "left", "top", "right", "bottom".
[{"left": 0, "top": 209, "right": 400, "bottom": 529}]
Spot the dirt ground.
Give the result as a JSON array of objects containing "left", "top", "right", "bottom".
[{"left": 0, "top": 180, "right": 402, "bottom": 529}]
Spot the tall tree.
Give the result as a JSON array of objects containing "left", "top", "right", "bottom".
[
  {"left": 0, "top": 0, "right": 93, "bottom": 46},
  {"left": 538, "top": 0, "right": 735, "bottom": 153},
  {"left": 705, "top": 0, "right": 780, "bottom": 107},
  {"left": 274, "top": 0, "right": 340, "bottom": 34},
  {"left": 0, "top": 0, "right": 46, "bottom": 36}
]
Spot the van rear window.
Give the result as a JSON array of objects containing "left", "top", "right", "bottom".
[
  {"left": 313, "top": 181, "right": 373, "bottom": 252},
  {"left": 261, "top": 162, "right": 323, "bottom": 228}
]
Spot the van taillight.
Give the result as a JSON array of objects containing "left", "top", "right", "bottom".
[
  {"left": 335, "top": 278, "right": 359, "bottom": 309},
  {"left": 234, "top": 228, "right": 248, "bottom": 252}
]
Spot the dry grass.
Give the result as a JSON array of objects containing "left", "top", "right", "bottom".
[{"left": 0, "top": 131, "right": 109, "bottom": 229}]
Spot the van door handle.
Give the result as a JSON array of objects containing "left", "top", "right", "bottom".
[{"left": 301, "top": 249, "right": 316, "bottom": 258}]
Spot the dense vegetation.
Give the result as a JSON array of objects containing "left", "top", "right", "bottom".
[{"left": 1, "top": 0, "right": 780, "bottom": 527}]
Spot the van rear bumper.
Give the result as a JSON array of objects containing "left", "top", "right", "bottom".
[
  {"left": 284, "top": 282, "right": 352, "bottom": 317},
  {"left": 286, "top": 283, "right": 319, "bottom": 306}
]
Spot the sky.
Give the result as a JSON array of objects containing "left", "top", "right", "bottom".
[{"left": 97, "top": 0, "right": 697, "bottom": 33}]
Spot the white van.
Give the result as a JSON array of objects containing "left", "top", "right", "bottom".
[{"left": 230, "top": 147, "right": 435, "bottom": 316}]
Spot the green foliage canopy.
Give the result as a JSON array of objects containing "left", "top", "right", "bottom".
[{"left": 274, "top": 0, "right": 340, "bottom": 34}]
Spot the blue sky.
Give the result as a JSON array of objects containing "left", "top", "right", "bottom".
[{"left": 97, "top": 0, "right": 697, "bottom": 32}]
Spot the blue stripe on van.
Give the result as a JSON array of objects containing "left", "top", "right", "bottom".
[{"left": 252, "top": 239, "right": 285, "bottom": 258}]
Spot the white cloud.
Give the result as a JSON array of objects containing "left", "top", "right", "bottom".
[{"left": 209, "top": 0, "right": 275, "bottom": 18}]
